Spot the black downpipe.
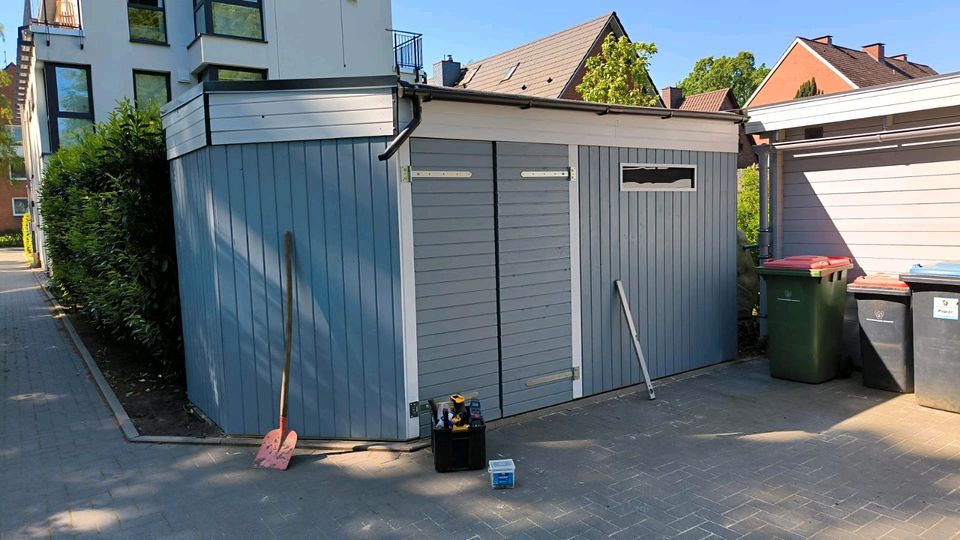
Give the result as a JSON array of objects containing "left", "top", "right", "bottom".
[
  {"left": 491, "top": 142, "right": 505, "bottom": 416},
  {"left": 378, "top": 95, "right": 422, "bottom": 161}
]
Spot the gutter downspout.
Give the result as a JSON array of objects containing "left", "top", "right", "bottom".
[
  {"left": 379, "top": 92, "right": 422, "bottom": 161},
  {"left": 756, "top": 143, "right": 772, "bottom": 336}
]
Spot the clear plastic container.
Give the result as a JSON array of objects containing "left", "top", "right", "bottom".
[{"left": 488, "top": 459, "right": 515, "bottom": 489}]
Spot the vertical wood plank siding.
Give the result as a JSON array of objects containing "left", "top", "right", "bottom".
[
  {"left": 578, "top": 146, "right": 738, "bottom": 393},
  {"left": 169, "top": 138, "right": 406, "bottom": 439}
]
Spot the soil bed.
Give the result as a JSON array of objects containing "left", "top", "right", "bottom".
[{"left": 64, "top": 310, "right": 221, "bottom": 438}]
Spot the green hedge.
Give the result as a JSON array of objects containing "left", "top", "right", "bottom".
[
  {"left": 0, "top": 229, "right": 22, "bottom": 248},
  {"left": 40, "top": 100, "right": 181, "bottom": 362}
]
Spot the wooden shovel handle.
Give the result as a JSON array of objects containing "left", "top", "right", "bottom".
[{"left": 279, "top": 231, "right": 294, "bottom": 423}]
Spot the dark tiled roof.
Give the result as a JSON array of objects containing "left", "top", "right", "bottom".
[
  {"left": 800, "top": 38, "right": 938, "bottom": 88},
  {"left": 677, "top": 88, "right": 737, "bottom": 112},
  {"left": 455, "top": 14, "right": 613, "bottom": 99}
]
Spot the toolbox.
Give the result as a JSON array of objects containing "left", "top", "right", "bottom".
[{"left": 430, "top": 394, "right": 487, "bottom": 472}]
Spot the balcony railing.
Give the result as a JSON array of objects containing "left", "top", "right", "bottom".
[
  {"left": 392, "top": 30, "right": 423, "bottom": 75},
  {"left": 32, "top": 0, "right": 82, "bottom": 29}
]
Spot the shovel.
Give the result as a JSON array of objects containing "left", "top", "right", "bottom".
[{"left": 253, "top": 231, "right": 298, "bottom": 470}]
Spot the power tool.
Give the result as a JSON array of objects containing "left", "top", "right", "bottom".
[{"left": 450, "top": 394, "right": 470, "bottom": 432}]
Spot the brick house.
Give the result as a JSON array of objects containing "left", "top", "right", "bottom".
[
  {"left": 429, "top": 12, "right": 662, "bottom": 104},
  {"left": 1, "top": 63, "right": 28, "bottom": 233},
  {"left": 745, "top": 36, "right": 937, "bottom": 108},
  {"left": 662, "top": 86, "right": 756, "bottom": 169}
]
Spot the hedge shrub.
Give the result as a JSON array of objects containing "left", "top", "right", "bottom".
[
  {"left": 0, "top": 229, "right": 22, "bottom": 248},
  {"left": 40, "top": 100, "right": 181, "bottom": 363}
]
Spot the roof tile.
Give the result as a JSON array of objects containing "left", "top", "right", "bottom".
[{"left": 800, "top": 38, "right": 938, "bottom": 88}]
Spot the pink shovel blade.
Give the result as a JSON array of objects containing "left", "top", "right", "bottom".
[{"left": 253, "top": 428, "right": 298, "bottom": 470}]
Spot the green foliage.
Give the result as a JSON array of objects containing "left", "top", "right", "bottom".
[
  {"left": 0, "top": 229, "right": 22, "bottom": 248},
  {"left": 577, "top": 34, "right": 660, "bottom": 107},
  {"left": 40, "top": 100, "right": 181, "bottom": 362},
  {"left": 677, "top": 52, "right": 770, "bottom": 106},
  {"left": 22, "top": 213, "right": 33, "bottom": 260},
  {"left": 0, "top": 25, "right": 17, "bottom": 168},
  {"left": 795, "top": 77, "right": 823, "bottom": 98},
  {"left": 737, "top": 165, "right": 761, "bottom": 247}
]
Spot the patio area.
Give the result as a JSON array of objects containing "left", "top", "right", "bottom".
[{"left": 1, "top": 248, "right": 959, "bottom": 539}]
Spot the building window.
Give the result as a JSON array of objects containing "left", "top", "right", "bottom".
[
  {"left": 12, "top": 198, "right": 29, "bottom": 217},
  {"left": 128, "top": 0, "right": 167, "bottom": 44},
  {"left": 44, "top": 64, "right": 94, "bottom": 150},
  {"left": 198, "top": 65, "right": 267, "bottom": 82},
  {"left": 620, "top": 163, "right": 697, "bottom": 192},
  {"left": 9, "top": 157, "right": 27, "bottom": 181},
  {"left": 804, "top": 126, "right": 824, "bottom": 139},
  {"left": 133, "top": 71, "right": 171, "bottom": 108},
  {"left": 194, "top": 0, "right": 264, "bottom": 41}
]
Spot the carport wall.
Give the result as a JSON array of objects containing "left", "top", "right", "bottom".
[{"left": 162, "top": 77, "right": 742, "bottom": 441}]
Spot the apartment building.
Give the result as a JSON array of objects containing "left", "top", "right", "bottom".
[{"left": 15, "top": 0, "right": 420, "bottom": 267}]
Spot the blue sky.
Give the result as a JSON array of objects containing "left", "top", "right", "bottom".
[{"left": 2, "top": 1, "right": 958, "bottom": 89}]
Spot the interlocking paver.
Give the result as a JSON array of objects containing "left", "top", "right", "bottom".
[{"left": 2, "top": 247, "right": 960, "bottom": 539}]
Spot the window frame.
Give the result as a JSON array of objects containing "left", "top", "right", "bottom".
[
  {"left": 127, "top": 0, "right": 169, "bottom": 45},
  {"left": 193, "top": 0, "right": 266, "bottom": 42},
  {"left": 9, "top": 156, "right": 27, "bottom": 181},
  {"left": 12, "top": 198, "right": 29, "bottom": 217},
  {"left": 43, "top": 63, "right": 95, "bottom": 151},
  {"left": 198, "top": 65, "right": 267, "bottom": 82},
  {"left": 132, "top": 70, "right": 172, "bottom": 108},
  {"left": 619, "top": 163, "right": 698, "bottom": 193}
]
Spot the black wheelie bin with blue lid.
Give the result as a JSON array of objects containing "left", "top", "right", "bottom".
[{"left": 900, "top": 262, "right": 960, "bottom": 413}]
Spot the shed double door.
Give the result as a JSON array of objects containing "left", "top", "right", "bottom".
[{"left": 411, "top": 138, "right": 574, "bottom": 435}]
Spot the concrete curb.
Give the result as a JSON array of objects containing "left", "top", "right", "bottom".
[{"left": 32, "top": 270, "right": 429, "bottom": 453}]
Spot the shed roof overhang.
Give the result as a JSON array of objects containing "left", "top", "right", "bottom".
[{"left": 745, "top": 71, "right": 960, "bottom": 134}]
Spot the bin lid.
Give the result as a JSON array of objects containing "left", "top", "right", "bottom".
[
  {"left": 849, "top": 274, "right": 911, "bottom": 296},
  {"left": 488, "top": 459, "right": 515, "bottom": 473},
  {"left": 762, "top": 256, "right": 852, "bottom": 270},
  {"left": 905, "top": 262, "right": 960, "bottom": 278}
]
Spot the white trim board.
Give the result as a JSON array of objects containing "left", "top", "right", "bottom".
[
  {"left": 747, "top": 72, "right": 960, "bottom": 134},
  {"left": 568, "top": 144, "right": 583, "bottom": 399},
  {"left": 395, "top": 142, "right": 421, "bottom": 440},
  {"left": 417, "top": 100, "right": 739, "bottom": 154}
]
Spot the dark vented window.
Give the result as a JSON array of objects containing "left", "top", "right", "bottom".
[
  {"left": 804, "top": 126, "right": 824, "bottom": 139},
  {"left": 620, "top": 164, "right": 696, "bottom": 192}
]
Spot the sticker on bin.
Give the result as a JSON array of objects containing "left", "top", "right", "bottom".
[
  {"left": 933, "top": 297, "right": 959, "bottom": 321},
  {"left": 488, "top": 459, "right": 515, "bottom": 489}
]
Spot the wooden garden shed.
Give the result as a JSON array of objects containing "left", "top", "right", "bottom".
[{"left": 162, "top": 75, "right": 744, "bottom": 440}]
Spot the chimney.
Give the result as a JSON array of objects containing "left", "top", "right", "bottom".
[
  {"left": 432, "top": 55, "right": 463, "bottom": 87},
  {"left": 812, "top": 35, "right": 833, "bottom": 45},
  {"left": 862, "top": 43, "right": 885, "bottom": 62},
  {"left": 889, "top": 53, "right": 908, "bottom": 62},
  {"left": 661, "top": 87, "right": 684, "bottom": 109}
]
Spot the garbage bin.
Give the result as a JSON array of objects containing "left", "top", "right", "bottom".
[
  {"left": 900, "top": 262, "right": 960, "bottom": 413},
  {"left": 848, "top": 275, "right": 913, "bottom": 393},
  {"left": 758, "top": 256, "right": 853, "bottom": 383}
]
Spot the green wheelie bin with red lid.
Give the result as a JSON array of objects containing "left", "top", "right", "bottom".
[{"left": 757, "top": 256, "right": 854, "bottom": 383}]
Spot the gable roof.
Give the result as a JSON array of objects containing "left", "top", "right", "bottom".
[
  {"left": 677, "top": 88, "right": 738, "bottom": 112},
  {"left": 454, "top": 13, "right": 618, "bottom": 99},
  {"left": 746, "top": 36, "right": 937, "bottom": 107},
  {"left": 799, "top": 38, "right": 937, "bottom": 88}
]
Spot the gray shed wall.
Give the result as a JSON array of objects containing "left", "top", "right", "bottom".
[
  {"left": 578, "top": 147, "right": 738, "bottom": 394},
  {"left": 170, "top": 138, "right": 407, "bottom": 439}
]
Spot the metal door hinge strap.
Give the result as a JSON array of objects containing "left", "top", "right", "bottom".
[{"left": 526, "top": 367, "right": 580, "bottom": 388}]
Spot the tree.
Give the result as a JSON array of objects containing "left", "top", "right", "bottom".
[
  {"left": 677, "top": 52, "right": 770, "bottom": 106},
  {"left": 576, "top": 34, "right": 659, "bottom": 107},
  {"left": 795, "top": 77, "right": 823, "bottom": 98},
  {"left": 0, "top": 23, "right": 17, "bottom": 169}
]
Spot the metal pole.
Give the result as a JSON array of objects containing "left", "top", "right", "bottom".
[
  {"left": 756, "top": 144, "right": 771, "bottom": 337},
  {"left": 615, "top": 280, "right": 655, "bottom": 400}
]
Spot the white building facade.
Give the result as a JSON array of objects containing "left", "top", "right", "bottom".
[{"left": 16, "top": 0, "right": 414, "bottom": 267}]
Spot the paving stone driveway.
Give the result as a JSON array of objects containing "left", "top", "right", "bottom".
[{"left": 1, "top": 247, "right": 959, "bottom": 539}]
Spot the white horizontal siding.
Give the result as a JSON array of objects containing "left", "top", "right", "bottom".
[
  {"left": 417, "top": 101, "right": 739, "bottom": 153},
  {"left": 780, "top": 141, "right": 960, "bottom": 275},
  {"left": 747, "top": 73, "right": 960, "bottom": 134},
  {"left": 207, "top": 88, "right": 395, "bottom": 146},
  {"left": 162, "top": 94, "right": 207, "bottom": 160}
]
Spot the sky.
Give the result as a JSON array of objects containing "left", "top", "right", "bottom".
[{"left": 1, "top": 1, "right": 958, "bottom": 88}]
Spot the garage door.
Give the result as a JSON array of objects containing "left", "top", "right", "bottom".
[{"left": 411, "top": 138, "right": 574, "bottom": 433}]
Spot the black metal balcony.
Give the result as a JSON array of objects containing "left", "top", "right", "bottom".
[{"left": 392, "top": 30, "right": 423, "bottom": 75}]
